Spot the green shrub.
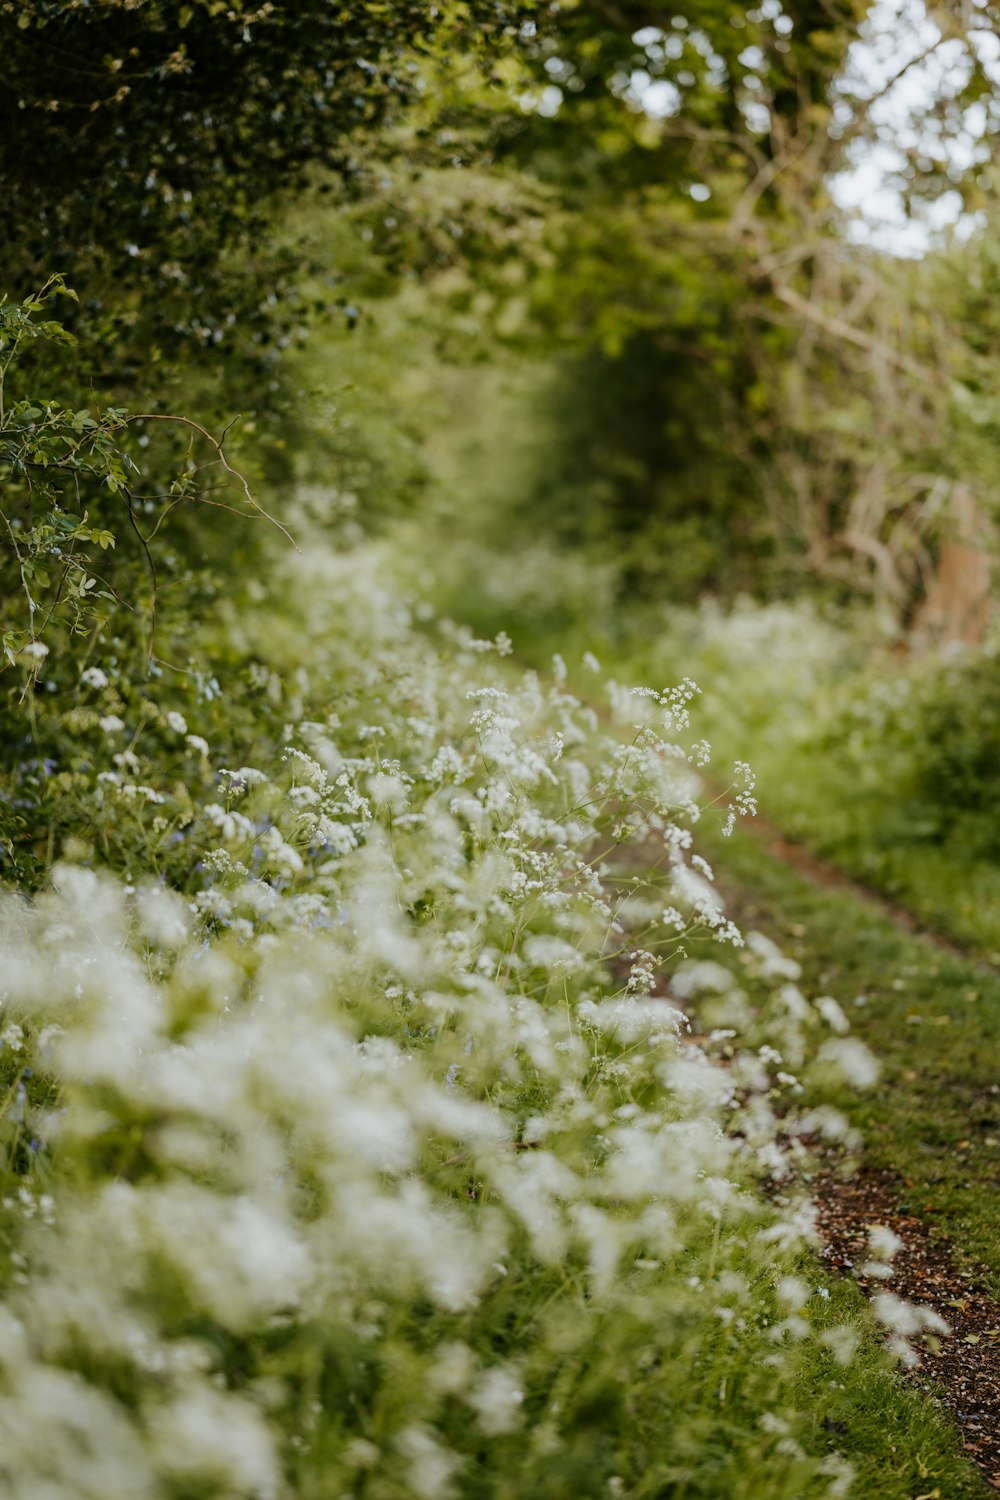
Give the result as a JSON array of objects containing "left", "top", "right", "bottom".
[{"left": 903, "top": 657, "right": 1000, "bottom": 851}]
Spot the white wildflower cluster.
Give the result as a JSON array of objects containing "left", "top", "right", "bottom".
[
  {"left": 871, "top": 1292, "right": 949, "bottom": 1368},
  {"left": 0, "top": 546, "right": 890, "bottom": 1498},
  {"left": 722, "top": 760, "right": 759, "bottom": 837}
]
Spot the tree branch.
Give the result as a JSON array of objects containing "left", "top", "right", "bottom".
[{"left": 125, "top": 413, "right": 298, "bottom": 550}]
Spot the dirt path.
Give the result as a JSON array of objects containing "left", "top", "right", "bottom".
[{"left": 815, "top": 1168, "right": 1000, "bottom": 1490}]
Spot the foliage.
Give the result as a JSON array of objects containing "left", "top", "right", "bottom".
[
  {"left": 8, "top": 1, "right": 1000, "bottom": 619},
  {"left": 4, "top": 5, "right": 1000, "bottom": 1496},
  {"left": 903, "top": 658, "right": 1000, "bottom": 849},
  {"left": 631, "top": 596, "right": 1000, "bottom": 954},
  {"left": 808, "top": 648, "right": 1000, "bottom": 862},
  {"left": 0, "top": 277, "right": 303, "bottom": 884},
  {"left": 330, "top": 0, "right": 1000, "bottom": 612},
  {"left": 0, "top": 0, "right": 529, "bottom": 402},
  {"left": 0, "top": 278, "right": 125, "bottom": 670},
  {"left": 1, "top": 522, "right": 964, "bottom": 1500}
]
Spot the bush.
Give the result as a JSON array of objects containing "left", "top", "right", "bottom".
[{"left": 903, "top": 657, "right": 1000, "bottom": 850}]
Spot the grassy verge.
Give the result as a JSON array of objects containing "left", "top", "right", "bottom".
[
  {"left": 693, "top": 691, "right": 1000, "bottom": 963},
  {"left": 547, "top": 652, "right": 1000, "bottom": 1495},
  {"left": 699, "top": 814, "right": 1000, "bottom": 1299},
  {"left": 792, "top": 1286, "right": 988, "bottom": 1500},
  {"left": 3, "top": 576, "right": 995, "bottom": 1498},
  {"left": 594, "top": 811, "right": 997, "bottom": 1498},
  {"left": 639, "top": 607, "right": 1000, "bottom": 962}
]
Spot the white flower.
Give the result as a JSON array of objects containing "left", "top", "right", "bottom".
[
  {"left": 867, "top": 1224, "right": 904, "bottom": 1261},
  {"left": 746, "top": 931, "right": 801, "bottom": 981},
  {"left": 0, "top": 544, "right": 896, "bottom": 1496},
  {"left": 670, "top": 959, "right": 735, "bottom": 999},
  {"left": 257, "top": 826, "right": 304, "bottom": 874},
  {"left": 816, "top": 996, "right": 850, "bottom": 1034},
  {"left": 859, "top": 1259, "right": 895, "bottom": 1280},
  {"left": 817, "top": 1454, "right": 856, "bottom": 1498},
  {"left": 468, "top": 1365, "right": 525, "bottom": 1435},
  {"left": 871, "top": 1291, "right": 948, "bottom": 1337},
  {"left": 1, "top": 1023, "right": 24, "bottom": 1052},
  {"left": 136, "top": 887, "right": 191, "bottom": 948},
  {"left": 775, "top": 1275, "right": 809, "bottom": 1311},
  {"left": 148, "top": 1387, "right": 279, "bottom": 1496},
  {"left": 220, "top": 766, "right": 268, "bottom": 789},
  {"left": 99, "top": 715, "right": 126, "bottom": 735},
  {"left": 80, "top": 666, "right": 109, "bottom": 689},
  {"left": 818, "top": 1037, "right": 881, "bottom": 1089},
  {"left": 397, "top": 1426, "right": 460, "bottom": 1500},
  {"left": 820, "top": 1325, "right": 860, "bottom": 1366}
]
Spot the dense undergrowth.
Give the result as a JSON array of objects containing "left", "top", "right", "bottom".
[
  {"left": 1, "top": 506, "right": 985, "bottom": 1498},
  {"left": 0, "top": 227, "right": 989, "bottom": 1500}
]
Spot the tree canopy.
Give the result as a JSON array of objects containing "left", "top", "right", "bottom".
[
  {"left": 0, "top": 0, "right": 528, "bottom": 385},
  {"left": 389, "top": 0, "right": 1000, "bottom": 603}
]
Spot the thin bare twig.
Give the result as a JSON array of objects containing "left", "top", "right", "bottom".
[
  {"left": 125, "top": 412, "right": 299, "bottom": 550},
  {"left": 126, "top": 487, "right": 159, "bottom": 668},
  {"left": 769, "top": 283, "right": 938, "bottom": 382}
]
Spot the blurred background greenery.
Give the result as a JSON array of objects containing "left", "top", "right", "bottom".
[{"left": 5, "top": 0, "right": 1000, "bottom": 915}]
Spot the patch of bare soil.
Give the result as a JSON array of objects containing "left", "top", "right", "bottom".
[{"left": 814, "top": 1168, "right": 1000, "bottom": 1490}]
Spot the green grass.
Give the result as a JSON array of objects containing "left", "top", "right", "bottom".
[
  {"left": 608, "top": 816, "right": 999, "bottom": 1498},
  {"left": 507, "top": 627, "right": 1000, "bottom": 1492},
  {"left": 796, "top": 1280, "right": 988, "bottom": 1500},
  {"left": 637, "top": 613, "right": 1000, "bottom": 962},
  {"left": 699, "top": 814, "right": 1000, "bottom": 1298},
  {"left": 699, "top": 698, "right": 1000, "bottom": 962}
]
